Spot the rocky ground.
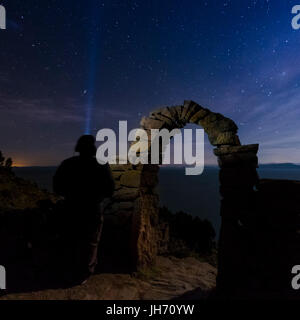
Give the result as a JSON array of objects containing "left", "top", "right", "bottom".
[
  {"left": 0, "top": 167, "right": 57, "bottom": 212},
  {"left": 0, "top": 256, "right": 216, "bottom": 300}
]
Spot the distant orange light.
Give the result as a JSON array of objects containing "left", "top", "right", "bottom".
[{"left": 12, "top": 160, "right": 30, "bottom": 167}]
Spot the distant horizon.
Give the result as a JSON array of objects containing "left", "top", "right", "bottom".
[{"left": 12, "top": 162, "right": 300, "bottom": 169}]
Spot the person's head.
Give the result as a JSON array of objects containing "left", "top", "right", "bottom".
[{"left": 75, "top": 135, "right": 96, "bottom": 157}]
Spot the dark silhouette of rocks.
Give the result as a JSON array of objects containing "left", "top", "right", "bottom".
[
  {"left": 0, "top": 154, "right": 56, "bottom": 212},
  {"left": 0, "top": 151, "right": 12, "bottom": 172}
]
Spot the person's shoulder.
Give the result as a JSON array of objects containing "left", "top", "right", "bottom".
[{"left": 60, "top": 156, "right": 80, "bottom": 166}]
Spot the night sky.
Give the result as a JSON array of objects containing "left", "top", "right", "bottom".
[{"left": 0, "top": 0, "right": 300, "bottom": 166}]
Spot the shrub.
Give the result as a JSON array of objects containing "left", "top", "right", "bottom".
[{"left": 159, "top": 206, "right": 216, "bottom": 258}]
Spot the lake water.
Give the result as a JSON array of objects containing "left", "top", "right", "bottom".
[
  {"left": 13, "top": 166, "right": 300, "bottom": 237},
  {"left": 159, "top": 166, "right": 300, "bottom": 236}
]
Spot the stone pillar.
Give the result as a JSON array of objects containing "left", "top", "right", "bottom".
[
  {"left": 101, "top": 163, "right": 142, "bottom": 271},
  {"left": 131, "top": 164, "right": 159, "bottom": 269},
  {"left": 214, "top": 144, "right": 259, "bottom": 295},
  {"left": 103, "top": 162, "right": 159, "bottom": 271}
]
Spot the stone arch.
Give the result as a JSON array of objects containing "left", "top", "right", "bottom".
[{"left": 105, "top": 100, "right": 259, "bottom": 274}]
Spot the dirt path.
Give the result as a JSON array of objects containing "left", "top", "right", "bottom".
[{"left": 1, "top": 256, "right": 217, "bottom": 300}]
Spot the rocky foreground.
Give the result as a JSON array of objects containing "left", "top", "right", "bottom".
[
  {"left": 0, "top": 256, "right": 216, "bottom": 300},
  {"left": 0, "top": 156, "right": 217, "bottom": 300}
]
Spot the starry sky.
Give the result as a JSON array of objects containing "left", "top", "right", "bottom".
[{"left": 0, "top": 0, "right": 300, "bottom": 166}]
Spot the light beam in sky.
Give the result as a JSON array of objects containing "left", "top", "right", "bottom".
[{"left": 84, "top": 1, "right": 101, "bottom": 134}]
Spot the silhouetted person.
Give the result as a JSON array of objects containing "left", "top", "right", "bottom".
[{"left": 53, "top": 135, "right": 114, "bottom": 284}]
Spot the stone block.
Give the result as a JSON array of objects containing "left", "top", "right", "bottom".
[
  {"left": 120, "top": 170, "right": 141, "bottom": 188},
  {"left": 173, "top": 105, "right": 184, "bottom": 120},
  {"left": 214, "top": 144, "right": 259, "bottom": 156},
  {"left": 166, "top": 107, "right": 184, "bottom": 127},
  {"left": 118, "top": 201, "right": 135, "bottom": 211},
  {"left": 113, "top": 187, "right": 139, "bottom": 201},
  {"left": 150, "top": 107, "right": 173, "bottom": 120},
  {"left": 189, "top": 108, "right": 209, "bottom": 123},
  {"left": 184, "top": 103, "right": 202, "bottom": 121},
  {"left": 149, "top": 113, "right": 174, "bottom": 127},
  {"left": 198, "top": 112, "right": 222, "bottom": 130},
  {"left": 112, "top": 171, "right": 122, "bottom": 180},
  {"left": 181, "top": 102, "right": 192, "bottom": 120},
  {"left": 217, "top": 152, "right": 258, "bottom": 168},
  {"left": 181, "top": 100, "right": 197, "bottom": 119},
  {"left": 215, "top": 117, "right": 238, "bottom": 133},
  {"left": 140, "top": 117, "right": 165, "bottom": 130},
  {"left": 110, "top": 164, "right": 132, "bottom": 171},
  {"left": 141, "top": 171, "right": 159, "bottom": 188},
  {"left": 106, "top": 201, "right": 134, "bottom": 213},
  {"left": 209, "top": 132, "right": 240, "bottom": 146},
  {"left": 114, "top": 180, "right": 122, "bottom": 191}
]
